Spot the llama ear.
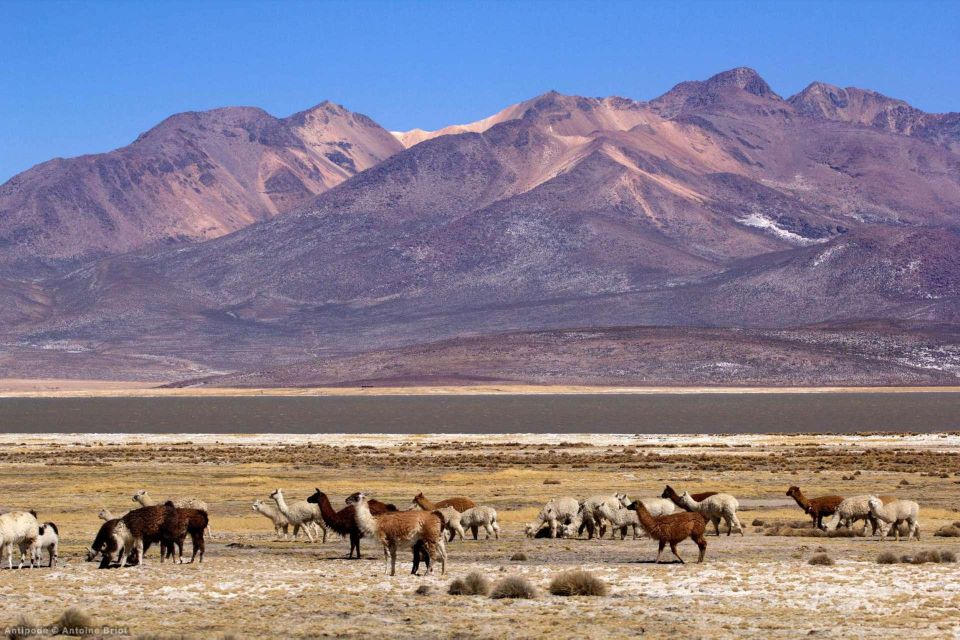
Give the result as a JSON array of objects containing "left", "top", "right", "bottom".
[{"left": 315, "top": 488, "right": 321, "bottom": 493}]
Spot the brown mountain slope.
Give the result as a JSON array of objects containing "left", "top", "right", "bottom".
[
  {"left": 0, "top": 101, "right": 402, "bottom": 271},
  {"left": 4, "top": 67, "right": 960, "bottom": 384}
]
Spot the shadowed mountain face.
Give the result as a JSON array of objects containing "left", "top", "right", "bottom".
[
  {"left": 4, "top": 67, "right": 960, "bottom": 385},
  {"left": 0, "top": 102, "right": 402, "bottom": 272}
]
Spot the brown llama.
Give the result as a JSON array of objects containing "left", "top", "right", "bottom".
[
  {"left": 661, "top": 485, "right": 717, "bottom": 512},
  {"left": 160, "top": 502, "right": 208, "bottom": 564},
  {"left": 412, "top": 492, "right": 476, "bottom": 513},
  {"left": 785, "top": 486, "right": 844, "bottom": 530},
  {"left": 348, "top": 492, "right": 446, "bottom": 576},
  {"left": 630, "top": 500, "right": 707, "bottom": 564},
  {"left": 306, "top": 490, "right": 396, "bottom": 559}
]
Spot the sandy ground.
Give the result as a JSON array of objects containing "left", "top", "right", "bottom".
[{"left": 1, "top": 433, "right": 959, "bottom": 639}]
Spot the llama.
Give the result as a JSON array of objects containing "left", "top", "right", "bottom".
[
  {"left": 630, "top": 500, "right": 707, "bottom": 563},
  {"left": 0, "top": 511, "right": 40, "bottom": 569},
  {"left": 867, "top": 496, "right": 920, "bottom": 541},
  {"left": 306, "top": 489, "right": 395, "bottom": 558},
  {"left": 133, "top": 489, "right": 213, "bottom": 537},
  {"left": 458, "top": 506, "right": 500, "bottom": 540},
  {"left": 269, "top": 489, "right": 326, "bottom": 543},
  {"left": 118, "top": 506, "right": 169, "bottom": 567},
  {"left": 98, "top": 508, "right": 117, "bottom": 521},
  {"left": 348, "top": 492, "right": 446, "bottom": 576},
  {"left": 412, "top": 492, "right": 476, "bottom": 513},
  {"left": 677, "top": 491, "right": 743, "bottom": 536},
  {"left": 786, "top": 486, "right": 843, "bottom": 530},
  {"left": 598, "top": 501, "right": 640, "bottom": 539},
  {"left": 31, "top": 522, "right": 59, "bottom": 568},
  {"left": 661, "top": 485, "right": 718, "bottom": 512},
  {"left": 525, "top": 497, "right": 580, "bottom": 539},
  {"left": 86, "top": 518, "right": 133, "bottom": 569},
  {"left": 160, "top": 502, "right": 208, "bottom": 563},
  {"left": 252, "top": 499, "right": 291, "bottom": 539}
]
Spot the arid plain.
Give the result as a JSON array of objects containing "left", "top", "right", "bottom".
[{"left": 1, "top": 432, "right": 959, "bottom": 639}]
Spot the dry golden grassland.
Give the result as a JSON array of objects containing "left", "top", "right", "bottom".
[{"left": 1, "top": 433, "right": 959, "bottom": 639}]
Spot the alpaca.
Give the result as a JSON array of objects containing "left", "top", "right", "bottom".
[
  {"left": 118, "top": 506, "right": 169, "bottom": 567},
  {"left": 661, "top": 485, "right": 718, "bottom": 512},
  {"left": 598, "top": 502, "right": 640, "bottom": 539},
  {"left": 412, "top": 492, "right": 476, "bottom": 513},
  {"left": 306, "top": 489, "right": 395, "bottom": 558},
  {"left": 786, "top": 486, "right": 843, "bottom": 530},
  {"left": 269, "top": 489, "right": 326, "bottom": 543},
  {"left": 133, "top": 490, "right": 213, "bottom": 536},
  {"left": 0, "top": 510, "right": 40, "bottom": 569},
  {"left": 98, "top": 508, "right": 117, "bottom": 521},
  {"left": 252, "top": 499, "right": 291, "bottom": 539},
  {"left": 160, "top": 502, "right": 208, "bottom": 563},
  {"left": 630, "top": 500, "right": 707, "bottom": 563},
  {"left": 86, "top": 518, "right": 133, "bottom": 569},
  {"left": 348, "top": 492, "right": 446, "bottom": 576},
  {"left": 31, "top": 522, "right": 59, "bottom": 568},
  {"left": 459, "top": 506, "right": 500, "bottom": 540},
  {"left": 824, "top": 495, "right": 896, "bottom": 533},
  {"left": 436, "top": 506, "right": 466, "bottom": 541},
  {"left": 579, "top": 495, "right": 623, "bottom": 539},
  {"left": 678, "top": 491, "right": 743, "bottom": 536},
  {"left": 867, "top": 496, "right": 920, "bottom": 541},
  {"left": 525, "top": 497, "right": 580, "bottom": 539}
]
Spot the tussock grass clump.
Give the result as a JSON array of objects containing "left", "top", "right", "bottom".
[
  {"left": 448, "top": 571, "right": 491, "bottom": 596},
  {"left": 752, "top": 518, "right": 765, "bottom": 526},
  {"left": 509, "top": 552, "right": 528, "bottom": 561},
  {"left": 490, "top": 575, "right": 537, "bottom": 599},
  {"left": 934, "top": 525, "right": 960, "bottom": 537},
  {"left": 808, "top": 553, "right": 834, "bottom": 566},
  {"left": 877, "top": 551, "right": 899, "bottom": 564},
  {"left": 543, "top": 479, "right": 561, "bottom": 485},
  {"left": 7, "top": 615, "right": 40, "bottom": 640},
  {"left": 939, "top": 550, "right": 957, "bottom": 563},
  {"left": 548, "top": 569, "right": 609, "bottom": 597},
  {"left": 414, "top": 584, "right": 434, "bottom": 596},
  {"left": 55, "top": 607, "right": 93, "bottom": 635}
]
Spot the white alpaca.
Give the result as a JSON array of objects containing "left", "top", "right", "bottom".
[
  {"left": 132, "top": 489, "right": 213, "bottom": 536},
  {"left": 459, "top": 506, "right": 500, "bottom": 540},
  {"left": 0, "top": 511, "right": 40, "bottom": 569},
  {"left": 678, "top": 491, "right": 743, "bottom": 536},
  {"left": 824, "top": 495, "right": 879, "bottom": 532},
  {"left": 30, "top": 522, "right": 59, "bottom": 567},
  {"left": 867, "top": 496, "right": 920, "bottom": 541},
  {"left": 252, "top": 499, "right": 291, "bottom": 539},
  {"left": 269, "top": 489, "right": 326, "bottom": 543},
  {"left": 436, "top": 506, "right": 466, "bottom": 541},
  {"left": 580, "top": 495, "right": 625, "bottom": 539},
  {"left": 598, "top": 502, "right": 640, "bottom": 539},
  {"left": 525, "top": 497, "right": 580, "bottom": 538}
]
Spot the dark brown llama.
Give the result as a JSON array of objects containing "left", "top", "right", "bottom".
[
  {"left": 307, "top": 490, "right": 396, "bottom": 558},
  {"left": 785, "top": 486, "right": 844, "bottom": 530},
  {"left": 661, "top": 485, "right": 718, "bottom": 512}
]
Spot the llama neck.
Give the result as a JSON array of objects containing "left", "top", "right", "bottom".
[
  {"left": 679, "top": 494, "right": 700, "bottom": 510},
  {"left": 139, "top": 494, "right": 156, "bottom": 506},
  {"left": 871, "top": 503, "right": 894, "bottom": 523},
  {"left": 316, "top": 493, "right": 341, "bottom": 524},
  {"left": 790, "top": 490, "right": 810, "bottom": 511},
  {"left": 353, "top": 501, "right": 379, "bottom": 536},
  {"left": 273, "top": 494, "right": 291, "bottom": 518},
  {"left": 633, "top": 504, "right": 662, "bottom": 538},
  {"left": 415, "top": 496, "right": 436, "bottom": 510}
]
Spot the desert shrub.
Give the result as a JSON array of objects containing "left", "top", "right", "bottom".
[
  {"left": 939, "top": 550, "right": 956, "bottom": 563},
  {"left": 490, "top": 575, "right": 537, "bottom": 599},
  {"left": 910, "top": 550, "right": 940, "bottom": 564},
  {"left": 934, "top": 525, "right": 960, "bottom": 537},
  {"left": 548, "top": 569, "right": 609, "bottom": 597},
  {"left": 509, "top": 552, "right": 528, "bottom": 561},
  {"left": 808, "top": 554, "right": 834, "bottom": 566},
  {"left": 543, "top": 479, "right": 561, "bottom": 485},
  {"left": 55, "top": 608, "right": 92, "bottom": 636},
  {"left": 414, "top": 584, "right": 434, "bottom": 596},
  {"left": 448, "top": 571, "right": 491, "bottom": 596},
  {"left": 877, "top": 552, "right": 899, "bottom": 564},
  {"left": 752, "top": 518, "right": 765, "bottom": 526},
  {"left": 7, "top": 615, "right": 40, "bottom": 640}
]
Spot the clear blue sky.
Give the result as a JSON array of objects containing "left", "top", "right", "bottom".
[{"left": 3, "top": 0, "right": 959, "bottom": 182}]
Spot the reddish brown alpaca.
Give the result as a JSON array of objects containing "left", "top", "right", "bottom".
[
  {"left": 412, "top": 492, "right": 476, "bottom": 513},
  {"left": 306, "top": 489, "right": 395, "bottom": 559},
  {"left": 785, "top": 486, "right": 843, "bottom": 530},
  {"left": 630, "top": 500, "right": 707, "bottom": 564},
  {"left": 661, "top": 485, "right": 717, "bottom": 512}
]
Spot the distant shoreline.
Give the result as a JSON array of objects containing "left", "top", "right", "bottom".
[{"left": 2, "top": 378, "right": 960, "bottom": 398}]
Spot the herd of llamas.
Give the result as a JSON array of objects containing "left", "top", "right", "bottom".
[{"left": 0, "top": 482, "right": 923, "bottom": 575}]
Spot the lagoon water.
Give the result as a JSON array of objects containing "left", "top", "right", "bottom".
[{"left": 0, "top": 392, "right": 958, "bottom": 433}]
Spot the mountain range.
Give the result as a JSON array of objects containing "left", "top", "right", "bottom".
[{"left": 2, "top": 67, "right": 959, "bottom": 386}]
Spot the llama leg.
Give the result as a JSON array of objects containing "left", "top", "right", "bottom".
[
  {"left": 695, "top": 534, "right": 707, "bottom": 563},
  {"left": 493, "top": 522, "right": 500, "bottom": 540},
  {"left": 471, "top": 524, "right": 479, "bottom": 540},
  {"left": 389, "top": 545, "right": 398, "bottom": 576},
  {"left": 484, "top": 523, "right": 494, "bottom": 539},
  {"left": 669, "top": 541, "right": 684, "bottom": 564},
  {"left": 302, "top": 522, "right": 315, "bottom": 543},
  {"left": 712, "top": 517, "right": 721, "bottom": 536},
  {"left": 320, "top": 523, "right": 327, "bottom": 544},
  {"left": 382, "top": 545, "right": 390, "bottom": 575},
  {"left": 731, "top": 513, "right": 744, "bottom": 536},
  {"left": 656, "top": 539, "right": 665, "bottom": 563},
  {"left": 349, "top": 531, "right": 359, "bottom": 558}
]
